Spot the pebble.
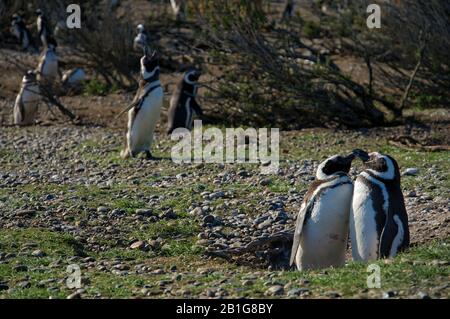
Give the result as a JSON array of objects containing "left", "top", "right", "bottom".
[
  {"left": 97, "top": 206, "right": 109, "bottom": 213},
  {"left": 130, "top": 241, "right": 145, "bottom": 250},
  {"left": 31, "top": 249, "right": 46, "bottom": 258},
  {"left": 202, "top": 215, "right": 215, "bottom": 225},
  {"left": 265, "top": 285, "right": 284, "bottom": 296},
  {"left": 13, "top": 265, "right": 28, "bottom": 272},
  {"left": 135, "top": 209, "right": 154, "bottom": 217},
  {"left": 403, "top": 168, "right": 419, "bottom": 176}
]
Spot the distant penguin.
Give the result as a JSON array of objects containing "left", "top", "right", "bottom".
[
  {"left": 62, "top": 68, "right": 86, "bottom": 87},
  {"left": 37, "top": 43, "right": 60, "bottom": 82},
  {"left": 120, "top": 50, "right": 163, "bottom": 159},
  {"left": 290, "top": 152, "right": 358, "bottom": 270},
  {"left": 36, "top": 9, "right": 57, "bottom": 48},
  {"left": 133, "top": 24, "right": 150, "bottom": 51},
  {"left": 14, "top": 70, "right": 41, "bottom": 126},
  {"left": 170, "top": 0, "right": 186, "bottom": 21},
  {"left": 11, "top": 14, "right": 32, "bottom": 51},
  {"left": 350, "top": 150, "right": 410, "bottom": 261},
  {"left": 167, "top": 69, "right": 203, "bottom": 134}
]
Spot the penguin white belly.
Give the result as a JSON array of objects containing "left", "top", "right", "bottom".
[
  {"left": 350, "top": 180, "right": 379, "bottom": 261},
  {"left": 296, "top": 183, "right": 353, "bottom": 270},
  {"left": 128, "top": 88, "right": 163, "bottom": 154},
  {"left": 14, "top": 85, "right": 40, "bottom": 125},
  {"left": 40, "top": 54, "right": 59, "bottom": 81}
]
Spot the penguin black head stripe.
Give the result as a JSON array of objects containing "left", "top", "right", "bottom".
[
  {"left": 354, "top": 150, "right": 400, "bottom": 181},
  {"left": 184, "top": 68, "right": 201, "bottom": 84},
  {"left": 316, "top": 152, "right": 356, "bottom": 180},
  {"left": 140, "top": 50, "right": 160, "bottom": 81}
]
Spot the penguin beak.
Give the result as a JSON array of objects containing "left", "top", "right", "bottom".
[{"left": 352, "top": 149, "right": 370, "bottom": 162}]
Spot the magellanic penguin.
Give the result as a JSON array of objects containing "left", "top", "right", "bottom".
[
  {"left": 166, "top": 69, "right": 203, "bottom": 135},
  {"left": 62, "top": 68, "right": 86, "bottom": 88},
  {"left": 36, "top": 9, "right": 57, "bottom": 48},
  {"left": 119, "top": 49, "right": 163, "bottom": 159},
  {"left": 133, "top": 24, "right": 150, "bottom": 51},
  {"left": 14, "top": 70, "right": 41, "bottom": 126},
  {"left": 350, "top": 150, "right": 410, "bottom": 261},
  {"left": 290, "top": 152, "right": 358, "bottom": 270},
  {"left": 37, "top": 42, "right": 60, "bottom": 83},
  {"left": 11, "top": 14, "right": 32, "bottom": 51}
]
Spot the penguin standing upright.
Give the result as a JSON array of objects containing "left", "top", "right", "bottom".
[
  {"left": 290, "top": 152, "right": 358, "bottom": 270},
  {"left": 166, "top": 69, "right": 203, "bottom": 134},
  {"left": 36, "top": 9, "right": 57, "bottom": 48},
  {"left": 119, "top": 49, "right": 163, "bottom": 159},
  {"left": 37, "top": 42, "right": 60, "bottom": 83},
  {"left": 133, "top": 24, "right": 150, "bottom": 51},
  {"left": 11, "top": 14, "right": 32, "bottom": 51},
  {"left": 350, "top": 150, "right": 410, "bottom": 261},
  {"left": 14, "top": 70, "right": 41, "bottom": 126}
]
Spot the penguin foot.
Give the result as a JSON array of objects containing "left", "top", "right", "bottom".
[
  {"left": 144, "top": 151, "right": 153, "bottom": 160},
  {"left": 120, "top": 149, "right": 130, "bottom": 159}
]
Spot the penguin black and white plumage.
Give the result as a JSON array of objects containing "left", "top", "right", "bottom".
[
  {"left": 14, "top": 70, "right": 41, "bottom": 126},
  {"left": 290, "top": 152, "right": 357, "bottom": 270},
  {"left": 36, "top": 9, "right": 57, "bottom": 48},
  {"left": 11, "top": 14, "right": 32, "bottom": 51},
  {"left": 62, "top": 68, "right": 86, "bottom": 87},
  {"left": 120, "top": 50, "right": 163, "bottom": 159},
  {"left": 350, "top": 150, "right": 410, "bottom": 261},
  {"left": 133, "top": 24, "right": 150, "bottom": 52},
  {"left": 166, "top": 69, "right": 203, "bottom": 134},
  {"left": 37, "top": 42, "right": 60, "bottom": 82}
]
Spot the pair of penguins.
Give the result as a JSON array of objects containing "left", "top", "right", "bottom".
[
  {"left": 291, "top": 150, "right": 410, "bottom": 271},
  {"left": 13, "top": 10, "right": 59, "bottom": 126},
  {"left": 119, "top": 48, "right": 203, "bottom": 159},
  {"left": 13, "top": 10, "right": 85, "bottom": 126},
  {"left": 11, "top": 9, "right": 56, "bottom": 52}
]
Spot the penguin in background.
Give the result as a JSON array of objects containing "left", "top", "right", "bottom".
[
  {"left": 14, "top": 70, "right": 41, "bottom": 126},
  {"left": 350, "top": 150, "right": 410, "bottom": 261},
  {"left": 37, "top": 40, "right": 60, "bottom": 83},
  {"left": 166, "top": 69, "right": 203, "bottom": 135},
  {"left": 118, "top": 48, "right": 164, "bottom": 159},
  {"left": 36, "top": 9, "right": 57, "bottom": 48},
  {"left": 290, "top": 151, "right": 359, "bottom": 270},
  {"left": 133, "top": 24, "right": 150, "bottom": 52},
  {"left": 10, "top": 14, "right": 33, "bottom": 51},
  {"left": 62, "top": 68, "right": 86, "bottom": 88}
]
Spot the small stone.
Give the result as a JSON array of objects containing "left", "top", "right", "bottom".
[
  {"left": 265, "top": 285, "right": 284, "bottom": 296},
  {"left": 17, "top": 281, "right": 31, "bottom": 289},
  {"left": 97, "top": 206, "right": 109, "bottom": 213},
  {"left": 135, "top": 209, "right": 154, "bottom": 217},
  {"left": 202, "top": 215, "right": 215, "bottom": 225},
  {"left": 67, "top": 292, "right": 82, "bottom": 299},
  {"left": 209, "top": 191, "right": 225, "bottom": 200},
  {"left": 259, "top": 178, "right": 271, "bottom": 186},
  {"left": 31, "top": 249, "right": 46, "bottom": 258},
  {"left": 13, "top": 265, "right": 28, "bottom": 272},
  {"left": 382, "top": 290, "right": 396, "bottom": 299},
  {"left": 287, "top": 288, "right": 307, "bottom": 297},
  {"left": 189, "top": 207, "right": 204, "bottom": 217},
  {"left": 417, "top": 292, "right": 430, "bottom": 299},
  {"left": 403, "top": 168, "right": 419, "bottom": 176},
  {"left": 407, "top": 191, "right": 417, "bottom": 197},
  {"left": 130, "top": 241, "right": 145, "bottom": 250}
]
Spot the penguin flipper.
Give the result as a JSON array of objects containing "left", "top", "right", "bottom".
[
  {"left": 191, "top": 99, "right": 203, "bottom": 116},
  {"left": 378, "top": 210, "right": 398, "bottom": 259},
  {"left": 289, "top": 200, "right": 313, "bottom": 266},
  {"left": 379, "top": 188, "right": 409, "bottom": 258}
]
